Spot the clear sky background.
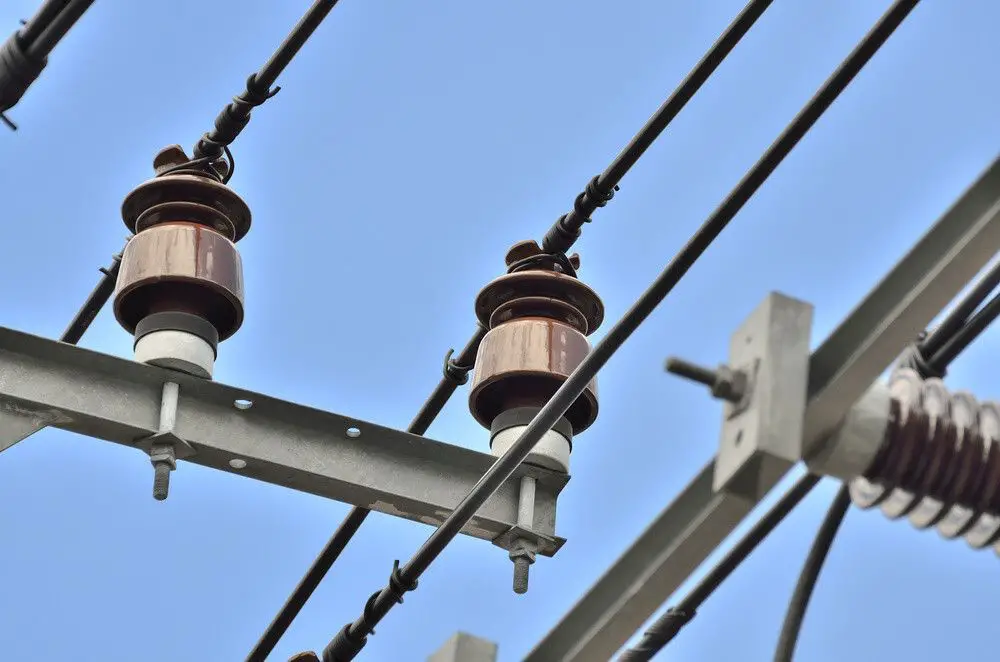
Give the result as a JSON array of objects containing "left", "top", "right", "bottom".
[{"left": 1, "top": 1, "right": 998, "bottom": 660}]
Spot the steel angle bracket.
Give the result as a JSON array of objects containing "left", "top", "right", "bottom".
[
  {"left": 713, "top": 292, "right": 813, "bottom": 500},
  {"left": 0, "top": 410, "right": 47, "bottom": 453}
]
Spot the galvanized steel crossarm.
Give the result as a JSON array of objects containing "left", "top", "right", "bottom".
[{"left": 0, "top": 325, "right": 568, "bottom": 548}]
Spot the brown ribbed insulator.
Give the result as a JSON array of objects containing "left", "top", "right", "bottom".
[
  {"left": 468, "top": 240, "right": 604, "bottom": 435},
  {"left": 113, "top": 145, "right": 250, "bottom": 341}
]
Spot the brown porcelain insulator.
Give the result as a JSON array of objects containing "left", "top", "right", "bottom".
[
  {"left": 121, "top": 147, "right": 252, "bottom": 241},
  {"left": 469, "top": 317, "right": 599, "bottom": 434},
  {"left": 468, "top": 242, "right": 604, "bottom": 435},
  {"left": 113, "top": 146, "right": 250, "bottom": 342},
  {"left": 474, "top": 271, "right": 604, "bottom": 335},
  {"left": 114, "top": 222, "right": 245, "bottom": 340}
]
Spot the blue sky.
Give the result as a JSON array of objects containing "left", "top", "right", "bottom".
[{"left": 1, "top": 1, "right": 999, "bottom": 660}]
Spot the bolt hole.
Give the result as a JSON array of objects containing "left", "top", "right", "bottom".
[
  {"left": 234, "top": 399, "right": 253, "bottom": 410},
  {"left": 734, "top": 430, "right": 743, "bottom": 446},
  {"left": 745, "top": 336, "right": 753, "bottom": 345},
  {"left": 229, "top": 458, "right": 247, "bottom": 470},
  {"left": 346, "top": 426, "right": 361, "bottom": 438}
]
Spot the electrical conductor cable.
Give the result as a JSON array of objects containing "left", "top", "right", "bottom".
[
  {"left": 166, "top": 0, "right": 341, "bottom": 184},
  {"left": 617, "top": 473, "right": 822, "bottom": 661},
  {"left": 771, "top": 485, "right": 851, "bottom": 662},
  {"left": 0, "top": 0, "right": 96, "bottom": 129}
]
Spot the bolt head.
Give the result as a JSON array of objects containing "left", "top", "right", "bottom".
[{"left": 710, "top": 364, "right": 747, "bottom": 403}]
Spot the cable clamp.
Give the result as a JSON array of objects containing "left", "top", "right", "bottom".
[
  {"left": 645, "top": 608, "right": 697, "bottom": 643},
  {"left": 580, "top": 174, "right": 620, "bottom": 216},
  {"left": 98, "top": 250, "right": 124, "bottom": 276},
  {"left": 442, "top": 348, "right": 473, "bottom": 385},
  {"left": 896, "top": 341, "right": 946, "bottom": 380},
  {"left": 387, "top": 559, "right": 418, "bottom": 603},
  {"left": 345, "top": 561, "right": 417, "bottom": 643},
  {"left": 563, "top": 175, "right": 622, "bottom": 229}
]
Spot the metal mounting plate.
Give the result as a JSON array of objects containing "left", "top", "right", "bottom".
[{"left": 714, "top": 292, "right": 813, "bottom": 499}]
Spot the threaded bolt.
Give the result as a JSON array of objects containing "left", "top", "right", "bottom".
[
  {"left": 512, "top": 557, "right": 531, "bottom": 594},
  {"left": 149, "top": 442, "right": 177, "bottom": 502},
  {"left": 664, "top": 356, "right": 746, "bottom": 403},
  {"left": 664, "top": 357, "right": 719, "bottom": 387},
  {"left": 152, "top": 461, "right": 171, "bottom": 501}
]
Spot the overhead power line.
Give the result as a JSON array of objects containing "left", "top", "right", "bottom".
[
  {"left": 166, "top": 0, "right": 340, "bottom": 184},
  {"left": 899, "top": 257, "right": 1000, "bottom": 378},
  {"left": 16, "top": 0, "right": 70, "bottom": 47},
  {"left": 60, "top": 249, "right": 123, "bottom": 345},
  {"left": 929, "top": 288, "right": 1000, "bottom": 371},
  {"left": 26, "top": 0, "right": 92, "bottom": 60},
  {"left": 772, "top": 485, "right": 852, "bottom": 662},
  {"left": 255, "top": 1, "right": 777, "bottom": 655},
  {"left": 540, "top": 0, "right": 776, "bottom": 254},
  {"left": 245, "top": 326, "right": 486, "bottom": 662},
  {"left": 919, "top": 260, "right": 1000, "bottom": 360},
  {"left": 313, "top": 0, "right": 917, "bottom": 656},
  {"left": 617, "top": 473, "right": 823, "bottom": 661},
  {"left": 245, "top": 508, "right": 370, "bottom": 662},
  {"left": 0, "top": 0, "right": 96, "bottom": 129}
]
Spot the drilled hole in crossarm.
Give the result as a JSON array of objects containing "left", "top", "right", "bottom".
[
  {"left": 346, "top": 426, "right": 361, "bottom": 438},
  {"left": 234, "top": 399, "right": 253, "bottom": 410}
]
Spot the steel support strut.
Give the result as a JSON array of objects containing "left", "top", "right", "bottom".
[
  {"left": 525, "top": 152, "right": 1000, "bottom": 661},
  {"left": 0, "top": 326, "right": 569, "bottom": 551}
]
